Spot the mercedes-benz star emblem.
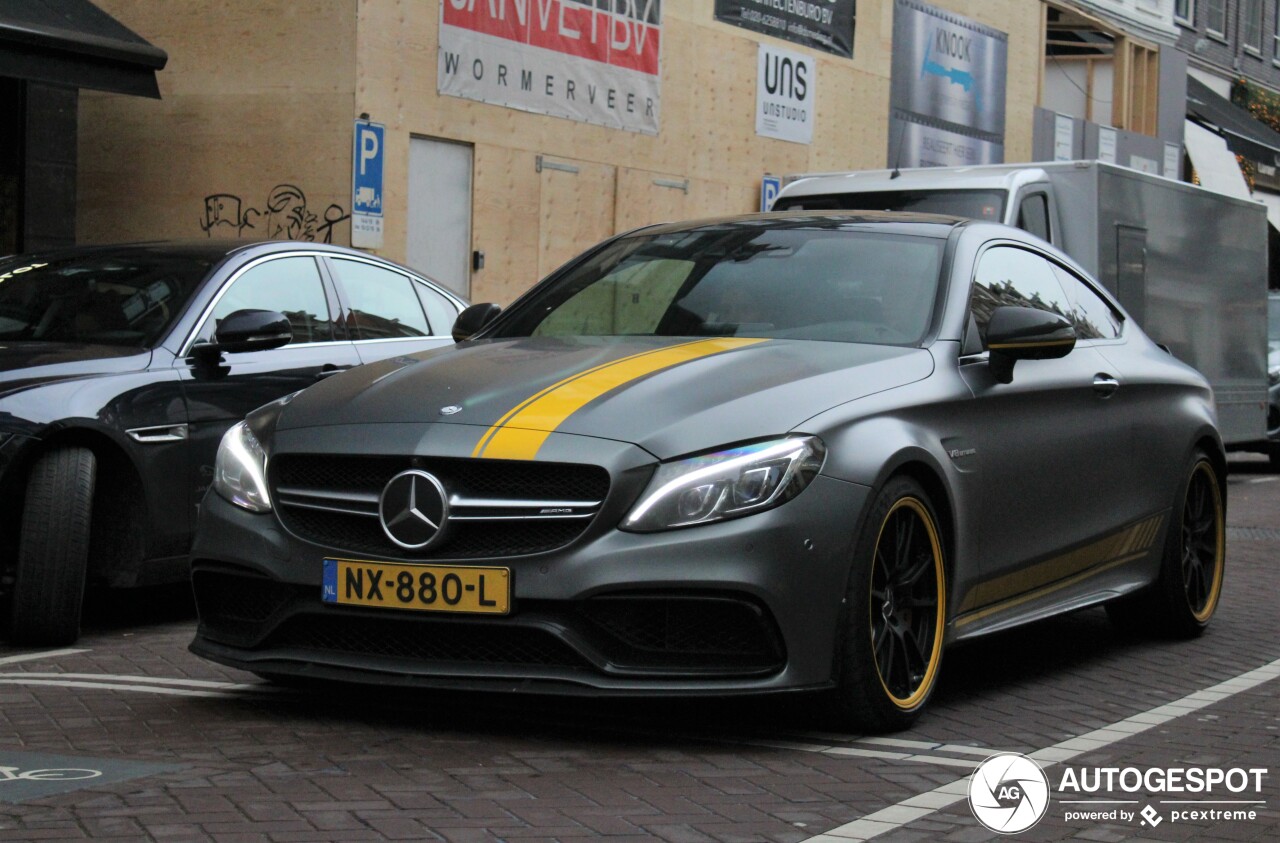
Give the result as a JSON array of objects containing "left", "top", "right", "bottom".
[
  {"left": 378, "top": 469, "right": 449, "bottom": 550},
  {"left": 439, "top": 405, "right": 462, "bottom": 416}
]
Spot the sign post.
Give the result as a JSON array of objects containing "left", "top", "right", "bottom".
[
  {"left": 351, "top": 119, "right": 385, "bottom": 249},
  {"left": 761, "top": 176, "right": 781, "bottom": 212}
]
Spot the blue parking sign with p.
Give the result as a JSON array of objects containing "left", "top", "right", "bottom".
[
  {"left": 761, "top": 176, "right": 781, "bottom": 212},
  {"left": 352, "top": 120, "right": 385, "bottom": 217}
]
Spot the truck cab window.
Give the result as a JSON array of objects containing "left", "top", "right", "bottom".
[{"left": 1016, "top": 193, "right": 1051, "bottom": 243}]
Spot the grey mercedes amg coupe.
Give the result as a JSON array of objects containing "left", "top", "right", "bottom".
[{"left": 190, "top": 213, "right": 1225, "bottom": 731}]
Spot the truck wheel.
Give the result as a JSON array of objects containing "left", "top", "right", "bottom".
[
  {"left": 1107, "top": 451, "right": 1224, "bottom": 639},
  {"left": 9, "top": 447, "right": 96, "bottom": 646},
  {"left": 829, "top": 476, "right": 947, "bottom": 732}
]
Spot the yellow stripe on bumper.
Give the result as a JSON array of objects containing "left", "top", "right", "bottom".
[{"left": 472, "top": 337, "right": 767, "bottom": 460}]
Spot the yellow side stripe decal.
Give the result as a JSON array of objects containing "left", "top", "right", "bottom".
[{"left": 472, "top": 338, "right": 768, "bottom": 460}]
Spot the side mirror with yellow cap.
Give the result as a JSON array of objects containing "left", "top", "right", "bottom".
[{"left": 985, "top": 305, "right": 1076, "bottom": 384}]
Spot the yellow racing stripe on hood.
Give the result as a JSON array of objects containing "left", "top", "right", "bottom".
[{"left": 472, "top": 337, "right": 768, "bottom": 460}]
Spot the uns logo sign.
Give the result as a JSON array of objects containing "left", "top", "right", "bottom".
[{"left": 763, "top": 54, "right": 808, "bottom": 101}]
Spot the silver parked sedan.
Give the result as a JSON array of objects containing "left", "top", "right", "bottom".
[{"left": 190, "top": 213, "right": 1225, "bottom": 731}]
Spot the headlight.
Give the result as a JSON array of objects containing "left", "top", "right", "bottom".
[
  {"left": 621, "top": 436, "right": 825, "bottom": 532},
  {"left": 213, "top": 420, "right": 272, "bottom": 512}
]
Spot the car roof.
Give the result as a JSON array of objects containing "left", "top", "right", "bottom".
[
  {"left": 6, "top": 239, "right": 407, "bottom": 264},
  {"left": 626, "top": 210, "right": 966, "bottom": 238}
]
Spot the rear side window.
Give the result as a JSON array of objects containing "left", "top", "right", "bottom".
[
  {"left": 969, "top": 246, "right": 1072, "bottom": 349},
  {"left": 414, "top": 282, "right": 460, "bottom": 335},
  {"left": 331, "top": 259, "right": 430, "bottom": 340},
  {"left": 1051, "top": 265, "right": 1123, "bottom": 340}
]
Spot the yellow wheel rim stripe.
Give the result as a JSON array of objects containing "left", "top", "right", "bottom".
[
  {"left": 871, "top": 496, "right": 947, "bottom": 711},
  {"left": 1190, "top": 461, "right": 1225, "bottom": 623}
]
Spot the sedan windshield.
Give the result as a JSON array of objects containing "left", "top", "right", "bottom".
[
  {"left": 494, "top": 226, "right": 946, "bottom": 346},
  {"left": 0, "top": 252, "right": 214, "bottom": 347}
]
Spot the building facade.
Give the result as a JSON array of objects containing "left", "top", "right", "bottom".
[{"left": 79, "top": 0, "right": 1046, "bottom": 304}]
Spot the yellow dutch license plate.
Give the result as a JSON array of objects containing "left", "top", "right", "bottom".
[{"left": 321, "top": 558, "right": 510, "bottom": 615}]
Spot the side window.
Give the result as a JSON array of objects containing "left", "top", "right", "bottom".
[
  {"left": 206, "top": 256, "right": 334, "bottom": 345},
  {"left": 1051, "top": 265, "right": 1123, "bottom": 340},
  {"left": 414, "top": 281, "right": 460, "bottom": 335},
  {"left": 1016, "top": 193, "right": 1051, "bottom": 243},
  {"left": 969, "top": 246, "right": 1072, "bottom": 349},
  {"left": 331, "top": 259, "right": 430, "bottom": 340}
]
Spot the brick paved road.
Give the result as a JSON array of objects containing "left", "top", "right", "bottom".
[{"left": 0, "top": 461, "right": 1275, "bottom": 842}]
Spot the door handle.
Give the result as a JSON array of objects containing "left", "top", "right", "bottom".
[
  {"left": 1092, "top": 373, "right": 1120, "bottom": 398},
  {"left": 316, "top": 365, "right": 352, "bottom": 380}
]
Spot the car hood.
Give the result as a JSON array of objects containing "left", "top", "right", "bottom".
[
  {"left": 0, "top": 342, "right": 152, "bottom": 393},
  {"left": 278, "top": 336, "right": 933, "bottom": 459}
]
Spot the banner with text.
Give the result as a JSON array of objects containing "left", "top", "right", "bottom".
[
  {"left": 439, "top": 0, "right": 661, "bottom": 135},
  {"left": 756, "top": 43, "right": 815, "bottom": 144},
  {"left": 716, "top": 0, "right": 855, "bottom": 58},
  {"left": 887, "top": 0, "right": 1006, "bottom": 168}
]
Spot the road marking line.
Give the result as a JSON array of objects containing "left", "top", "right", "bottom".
[
  {"left": 801, "top": 654, "right": 1280, "bottom": 842},
  {"left": 2, "top": 672, "right": 259, "bottom": 689},
  {"left": 0, "top": 679, "right": 259, "bottom": 698},
  {"left": 0, "top": 649, "right": 88, "bottom": 665}
]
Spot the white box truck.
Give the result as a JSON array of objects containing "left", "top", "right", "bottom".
[{"left": 773, "top": 160, "right": 1270, "bottom": 446}]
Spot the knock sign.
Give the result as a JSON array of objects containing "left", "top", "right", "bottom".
[
  {"left": 756, "top": 43, "right": 815, "bottom": 145},
  {"left": 351, "top": 119, "right": 385, "bottom": 248}
]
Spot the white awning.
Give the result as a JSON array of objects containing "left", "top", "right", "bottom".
[
  {"left": 1184, "top": 119, "right": 1252, "bottom": 201},
  {"left": 1251, "top": 188, "right": 1280, "bottom": 230}
]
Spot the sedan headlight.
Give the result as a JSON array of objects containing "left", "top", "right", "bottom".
[
  {"left": 213, "top": 420, "right": 272, "bottom": 512},
  {"left": 622, "top": 436, "right": 825, "bottom": 532}
]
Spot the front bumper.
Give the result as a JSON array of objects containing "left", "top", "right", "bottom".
[{"left": 190, "top": 453, "right": 870, "bottom": 696}]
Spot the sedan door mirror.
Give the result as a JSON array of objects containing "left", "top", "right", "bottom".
[
  {"left": 192, "top": 309, "right": 293, "bottom": 360},
  {"left": 452, "top": 302, "right": 502, "bottom": 342},
  {"left": 986, "top": 305, "right": 1076, "bottom": 384}
]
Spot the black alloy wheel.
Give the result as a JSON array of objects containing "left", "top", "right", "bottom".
[
  {"left": 870, "top": 498, "right": 943, "bottom": 703},
  {"left": 1106, "top": 450, "right": 1224, "bottom": 638},
  {"left": 831, "top": 475, "right": 947, "bottom": 732},
  {"left": 1180, "top": 460, "right": 1224, "bottom": 624}
]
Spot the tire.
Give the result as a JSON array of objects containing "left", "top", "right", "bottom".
[
  {"left": 1106, "top": 450, "right": 1225, "bottom": 639},
  {"left": 829, "top": 476, "right": 947, "bottom": 733},
  {"left": 9, "top": 447, "right": 96, "bottom": 646}
]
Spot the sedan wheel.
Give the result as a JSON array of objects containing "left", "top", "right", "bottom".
[
  {"left": 9, "top": 446, "right": 96, "bottom": 646},
  {"left": 832, "top": 476, "right": 947, "bottom": 732},
  {"left": 1107, "top": 451, "right": 1224, "bottom": 638}
]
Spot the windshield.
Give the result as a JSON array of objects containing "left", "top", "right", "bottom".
[
  {"left": 493, "top": 226, "right": 946, "bottom": 346},
  {"left": 773, "top": 189, "right": 1006, "bottom": 222},
  {"left": 0, "top": 251, "right": 214, "bottom": 347}
]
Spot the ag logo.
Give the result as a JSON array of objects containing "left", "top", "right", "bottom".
[{"left": 968, "top": 753, "right": 1050, "bottom": 834}]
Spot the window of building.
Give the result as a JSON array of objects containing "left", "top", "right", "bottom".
[
  {"left": 1274, "top": 5, "right": 1280, "bottom": 62},
  {"left": 1205, "top": 0, "right": 1227, "bottom": 38},
  {"left": 1243, "top": 0, "right": 1264, "bottom": 52},
  {"left": 1174, "top": 0, "right": 1194, "bottom": 24}
]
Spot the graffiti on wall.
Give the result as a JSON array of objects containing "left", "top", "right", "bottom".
[{"left": 200, "top": 184, "right": 350, "bottom": 243}]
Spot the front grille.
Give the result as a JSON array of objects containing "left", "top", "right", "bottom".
[
  {"left": 268, "top": 614, "right": 589, "bottom": 668},
  {"left": 271, "top": 455, "right": 609, "bottom": 559},
  {"left": 579, "top": 595, "right": 785, "bottom": 671}
]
